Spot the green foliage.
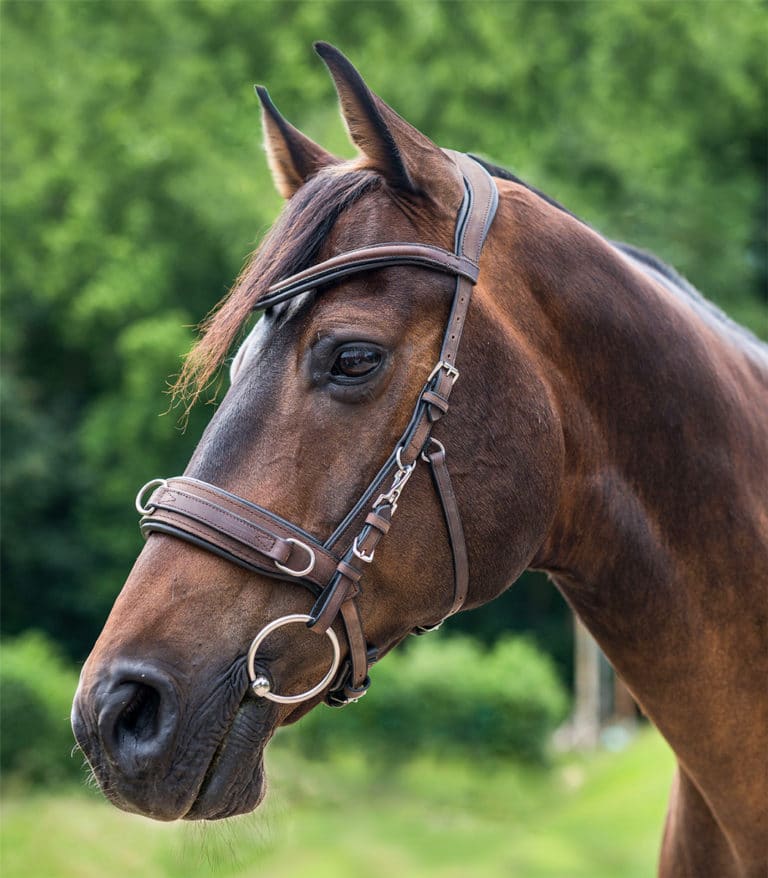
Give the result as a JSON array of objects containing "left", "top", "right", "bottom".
[
  {"left": 0, "top": 633, "right": 82, "bottom": 785},
  {"left": 0, "top": 630, "right": 561, "bottom": 791},
  {"left": 1, "top": 1, "right": 766, "bottom": 659},
  {"left": 281, "top": 635, "right": 568, "bottom": 762}
]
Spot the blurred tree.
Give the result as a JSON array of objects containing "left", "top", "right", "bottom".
[{"left": 1, "top": 0, "right": 765, "bottom": 661}]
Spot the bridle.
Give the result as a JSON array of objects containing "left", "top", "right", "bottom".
[
  {"left": 136, "top": 151, "right": 498, "bottom": 707},
  {"left": 136, "top": 152, "right": 497, "bottom": 706}
]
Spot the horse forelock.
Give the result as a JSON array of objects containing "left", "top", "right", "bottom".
[{"left": 172, "top": 166, "right": 383, "bottom": 410}]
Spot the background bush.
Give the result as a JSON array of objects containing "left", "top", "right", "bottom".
[
  {"left": 0, "top": 632, "right": 565, "bottom": 785},
  {"left": 0, "top": 633, "right": 83, "bottom": 785},
  {"left": 280, "top": 636, "right": 568, "bottom": 763}
]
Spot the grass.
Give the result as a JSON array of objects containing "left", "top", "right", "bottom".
[{"left": 1, "top": 728, "right": 675, "bottom": 878}]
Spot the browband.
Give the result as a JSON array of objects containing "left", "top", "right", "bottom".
[{"left": 254, "top": 243, "right": 479, "bottom": 311}]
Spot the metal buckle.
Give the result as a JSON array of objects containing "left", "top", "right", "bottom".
[
  {"left": 247, "top": 613, "right": 341, "bottom": 705},
  {"left": 274, "top": 538, "right": 316, "bottom": 577},
  {"left": 352, "top": 535, "right": 375, "bottom": 563},
  {"left": 427, "top": 360, "right": 460, "bottom": 385},
  {"left": 135, "top": 479, "right": 168, "bottom": 515},
  {"left": 354, "top": 446, "right": 418, "bottom": 559},
  {"left": 326, "top": 674, "right": 371, "bottom": 707}
]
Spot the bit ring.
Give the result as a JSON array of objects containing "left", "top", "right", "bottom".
[{"left": 247, "top": 613, "right": 341, "bottom": 705}]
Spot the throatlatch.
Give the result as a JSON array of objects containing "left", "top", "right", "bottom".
[{"left": 137, "top": 151, "right": 498, "bottom": 706}]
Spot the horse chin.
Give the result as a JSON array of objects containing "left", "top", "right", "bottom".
[{"left": 183, "top": 699, "right": 276, "bottom": 821}]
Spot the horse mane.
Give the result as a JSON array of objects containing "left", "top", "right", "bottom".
[
  {"left": 172, "top": 167, "right": 382, "bottom": 409},
  {"left": 469, "top": 154, "right": 693, "bottom": 291},
  {"left": 470, "top": 153, "right": 708, "bottom": 293},
  {"left": 471, "top": 154, "right": 766, "bottom": 353}
]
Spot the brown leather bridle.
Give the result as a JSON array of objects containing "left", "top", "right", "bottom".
[{"left": 136, "top": 151, "right": 498, "bottom": 706}]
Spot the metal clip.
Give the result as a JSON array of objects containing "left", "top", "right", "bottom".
[{"left": 373, "top": 447, "right": 416, "bottom": 515}]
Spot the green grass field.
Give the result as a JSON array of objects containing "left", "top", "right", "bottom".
[{"left": 1, "top": 728, "right": 674, "bottom": 878}]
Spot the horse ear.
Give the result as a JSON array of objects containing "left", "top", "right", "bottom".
[
  {"left": 313, "top": 42, "right": 462, "bottom": 206},
  {"left": 255, "top": 86, "right": 340, "bottom": 199}
]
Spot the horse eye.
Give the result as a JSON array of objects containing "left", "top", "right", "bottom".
[{"left": 331, "top": 346, "right": 383, "bottom": 379}]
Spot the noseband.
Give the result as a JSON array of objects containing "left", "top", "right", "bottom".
[{"left": 137, "top": 152, "right": 498, "bottom": 706}]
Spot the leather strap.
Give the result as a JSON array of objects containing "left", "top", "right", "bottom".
[
  {"left": 140, "top": 478, "right": 340, "bottom": 591},
  {"left": 254, "top": 243, "right": 479, "bottom": 311},
  {"left": 426, "top": 443, "right": 469, "bottom": 619}
]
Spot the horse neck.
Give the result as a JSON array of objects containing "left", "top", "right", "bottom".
[{"left": 475, "top": 181, "right": 768, "bottom": 853}]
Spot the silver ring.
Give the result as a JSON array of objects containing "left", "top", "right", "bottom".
[
  {"left": 246, "top": 613, "right": 341, "bottom": 705},
  {"left": 395, "top": 446, "right": 416, "bottom": 474},
  {"left": 135, "top": 479, "right": 167, "bottom": 515},
  {"left": 274, "top": 538, "right": 316, "bottom": 577},
  {"left": 421, "top": 437, "right": 446, "bottom": 463}
]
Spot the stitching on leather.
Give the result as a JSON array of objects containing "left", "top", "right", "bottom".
[
  {"left": 261, "top": 254, "right": 477, "bottom": 303},
  {"left": 145, "top": 513, "right": 332, "bottom": 587},
  {"left": 171, "top": 482, "right": 338, "bottom": 571},
  {"left": 162, "top": 488, "right": 283, "bottom": 555},
  {"left": 471, "top": 170, "right": 496, "bottom": 263},
  {"left": 173, "top": 480, "right": 327, "bottom": 552},
  {"left": 173, "top": 479, "right": 275, "bottom": 521},
  {"left": 169, "top": 480, "right": 312, "bottom": 546},
  {"left": 146, "top": 516, "right": 269, "bottom": 565}
]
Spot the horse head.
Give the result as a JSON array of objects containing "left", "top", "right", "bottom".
[{"left": 71, "top": 43, "right": 563, "bottom": 821}]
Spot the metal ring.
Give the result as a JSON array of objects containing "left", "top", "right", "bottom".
[
  {"left": 246, "top": 613, "right": 341, "bottom": 705},
  {"left": 274, "top": 538, "right": 316, "bottom": 578},
  {"left": 421, "top": 437, "right": 446, "bottom": 463},
  {"left": 395, "top": 446, "right": 416, "bottom": 474},
  {"left": 135, "top": 479, "right": 167, "bottom": 515}
]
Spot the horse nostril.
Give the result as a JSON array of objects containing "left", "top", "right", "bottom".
[
  {"left": 96, "top": 664, "right": 179, "bottom": 777},
  {"left": 115, "top": 682, "right": 161, "bottom": 744}
]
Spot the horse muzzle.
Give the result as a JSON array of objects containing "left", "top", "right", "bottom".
[{"left": 71, "top": 655, "right": 275, "bottom": 820}]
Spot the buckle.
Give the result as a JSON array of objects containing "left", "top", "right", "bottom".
[
  {"left": 352, "top": 535, "right": 375, "bottom": 563},
  {"left": 326, "top": 675, "right": 371, "bottom": 707},
  {"left": 427, "top": 360, "right": 460, "bottom": 385}
]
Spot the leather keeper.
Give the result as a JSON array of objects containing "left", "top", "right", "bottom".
[
  {"left": 364, "top": 511, "right": 391, "bottom": 535},
  {"left": 336, "top": 559, "right": 363, "bottom": 588},
  {"left": 422, "top": 389, "right": 450, "bottom": 421}
]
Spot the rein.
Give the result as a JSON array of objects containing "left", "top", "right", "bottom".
[{"left": 136, "top": 151, "right": 498, "bottom": 707}]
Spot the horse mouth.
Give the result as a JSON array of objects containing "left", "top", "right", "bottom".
[
  {"left": 183, "top": 697, "right": 277, "bottom": 821},
  {"left": 74, "top": 673, "right": 279, "bottom": 822}
]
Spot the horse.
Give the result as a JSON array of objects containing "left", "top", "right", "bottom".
[{"left": 71, "top": 43, "right": 767, "bottom": 876}]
